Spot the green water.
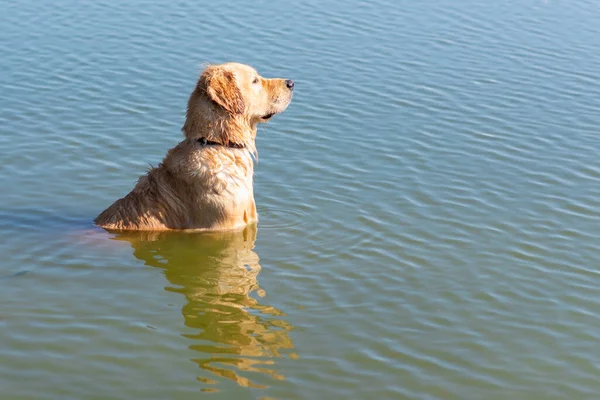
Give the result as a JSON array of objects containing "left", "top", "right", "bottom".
[{"left": 2, "top": 0, "right": 600, "bottom": 399}]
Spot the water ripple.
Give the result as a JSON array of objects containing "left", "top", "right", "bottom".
[{"left": 2, "top": 0, "right": 600, "bottom": 398}]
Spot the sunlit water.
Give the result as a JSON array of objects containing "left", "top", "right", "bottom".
[{"left": 2, "top": 0, "right": 600, "bottom": 399}]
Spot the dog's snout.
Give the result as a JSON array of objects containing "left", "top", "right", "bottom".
[{"left": 285, "top": 79, "right": 295, "bottom": 90}]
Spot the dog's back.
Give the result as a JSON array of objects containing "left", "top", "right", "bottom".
[{"left": 94, "top": 140, "right": 257, "bottom": 231}]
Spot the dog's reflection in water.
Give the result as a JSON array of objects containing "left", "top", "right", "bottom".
[{"left": 111, "top": 225, "right": 295, "bottom": 389}]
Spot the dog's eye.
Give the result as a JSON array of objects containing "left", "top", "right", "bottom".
[{"left": 252, "top": 77, "right": 259, "bottom": 84}]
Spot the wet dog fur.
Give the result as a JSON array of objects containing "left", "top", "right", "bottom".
[{"left": 94, "top": 63, "right": 293, "bottom": 231}]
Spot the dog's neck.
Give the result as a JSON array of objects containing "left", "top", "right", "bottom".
[
  {"left": 183, "top": 114, "right": 256, "bottom": 150},
  {"left": 197, "top": 137, "right": 246, "bottom": 149}
]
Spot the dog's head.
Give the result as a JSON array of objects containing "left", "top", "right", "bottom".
[{"left": 183, "top": 63, "right": 294, "bottom": 144}]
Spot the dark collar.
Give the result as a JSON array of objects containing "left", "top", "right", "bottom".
[{"left": 197, "top": 137, "right": 245, "bottom": 149}]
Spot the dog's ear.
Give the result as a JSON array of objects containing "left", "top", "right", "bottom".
[{"left": 199, "top": 67, "right": 245, "bottom": 115}]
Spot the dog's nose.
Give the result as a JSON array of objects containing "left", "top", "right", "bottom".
[{"left": 285, "top": 79, "right": 295, "bottom": 90}]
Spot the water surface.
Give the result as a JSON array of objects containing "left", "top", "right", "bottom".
[{"left": 2, "top": 0, "right": 600, "bottom": 399}]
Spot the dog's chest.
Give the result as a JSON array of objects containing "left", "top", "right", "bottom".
[
  {"left": 205, "top": 152, "right": 253, "bottom": 193},
  {"left": 190, "top": 151, "right": 257, "bottom": 229}
]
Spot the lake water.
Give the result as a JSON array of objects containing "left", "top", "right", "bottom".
[{"left": 2, "top": 0, "right": 600, "bottom": 398}]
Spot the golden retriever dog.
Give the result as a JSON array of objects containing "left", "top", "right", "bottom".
[{"left": 94, "top": 62, "right": 294, "bottom": 231}]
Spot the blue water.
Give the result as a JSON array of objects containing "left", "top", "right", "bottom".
[{"left": 2, "top": 0, "right": 600, "bottom": 398}]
